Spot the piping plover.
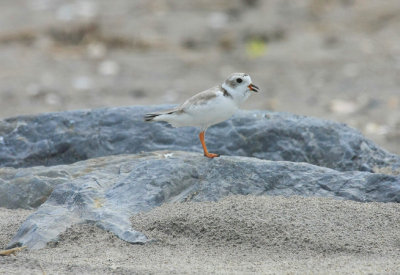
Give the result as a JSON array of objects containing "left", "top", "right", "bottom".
[{"left": 145, "top": 73, "right": 259, "bottom": 158}]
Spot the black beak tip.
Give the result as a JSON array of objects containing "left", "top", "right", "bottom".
[{"left": 250, "top": 84, "right": 260, "bottom": 92}]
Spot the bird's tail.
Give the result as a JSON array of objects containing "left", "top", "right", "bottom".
[
  {"left": 144, "top": 109, "right": 177, "bottom": 122},
  {"left": 144, "top": 113, "right": 161, "bottom": 122}
]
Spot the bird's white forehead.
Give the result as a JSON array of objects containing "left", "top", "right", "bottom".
[
  {"left": 223, "top": 73, "right": 252, "bottom": 90},
  {"left": 227, "top": 73, "right": 251, "bottom": 82}
]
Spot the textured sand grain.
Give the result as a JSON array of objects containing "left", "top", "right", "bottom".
[
  {"left": 0, "top": 208, "right": 33, "bottom": 249},
  {"left": 1, "top": 196, "right": 399, "bottom": 274}
]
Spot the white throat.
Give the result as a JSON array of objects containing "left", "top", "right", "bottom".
[{"left": 222, "top": 83, "right": 251, "bottom": 106}]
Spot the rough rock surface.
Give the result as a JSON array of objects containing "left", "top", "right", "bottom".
[
  {"left": 7, "top": 151, "right": 400, "bottom": 249},
  {"left": 0, "top": 106, "right": 399, "bottom": 173}
]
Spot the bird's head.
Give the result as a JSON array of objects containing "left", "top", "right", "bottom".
[{"left": 222, "top": 73, "right": 259, "bottom": 104}]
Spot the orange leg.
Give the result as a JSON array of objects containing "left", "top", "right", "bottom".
[{"left": 199, "top": 131, "right": 220, "bottom": 158}]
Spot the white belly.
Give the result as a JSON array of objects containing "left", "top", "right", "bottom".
[{"left": 162, "top": 96, "right": 238, "bottom": 130}]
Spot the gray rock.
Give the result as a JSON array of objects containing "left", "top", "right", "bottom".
[
  {"left": 7, "top": 151, "right": 400, "bottom": 249},
  {"left": 0, "top": 106, "right": 399, "bottom": 173},
  {"left": 0, "top": 155, "right": 133, "bottom": 209}
]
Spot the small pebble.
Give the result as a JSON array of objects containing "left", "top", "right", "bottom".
[
  {"left": 329, "top": 99, "right": 357, "bottom": 115},
  {"left": 87, "top": 43, "right": 106, "bottom": 59},
  {"left": 45, "top": 93, "right": 61, "bottom": 105},
  {"left": 364, "top": 123, "right": 389, "bottom": 136},
  {"left": 98, "top": 60, "right": 120, "bottom": 76},
  {"left": 73, "top": 76, "right": 93, "bottom": 91}
]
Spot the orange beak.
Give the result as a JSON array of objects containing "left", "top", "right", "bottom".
[{"left": 248, "top": 83, "right": 259, "bottom": 92}]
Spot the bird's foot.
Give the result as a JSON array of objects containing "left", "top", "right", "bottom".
[
  {"left": 0, "top": 246, "right": 27, "bottom": 256},
  {"left": 204, "top": 153, "right": 220, "bottom": 158}
]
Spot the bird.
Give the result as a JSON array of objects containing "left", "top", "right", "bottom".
[{"left": 144, "top": 73, "right": 259, "bottom": 158}]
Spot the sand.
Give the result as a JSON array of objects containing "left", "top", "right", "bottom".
[{"left": 1, "top": 195, "right": 399, "bottom": 274}]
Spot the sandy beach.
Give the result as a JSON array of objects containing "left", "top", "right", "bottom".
[{"left": 1, "top": 195, "right": 399, "bottom": 274}]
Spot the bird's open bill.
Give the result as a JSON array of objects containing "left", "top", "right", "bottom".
[{"left": 248, "top": 84, "right": 260, "bottom": 92}]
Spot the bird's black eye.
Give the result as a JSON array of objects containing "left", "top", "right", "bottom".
[{"left": 236, "top": 78, "right": 243, "bottom": 83}]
